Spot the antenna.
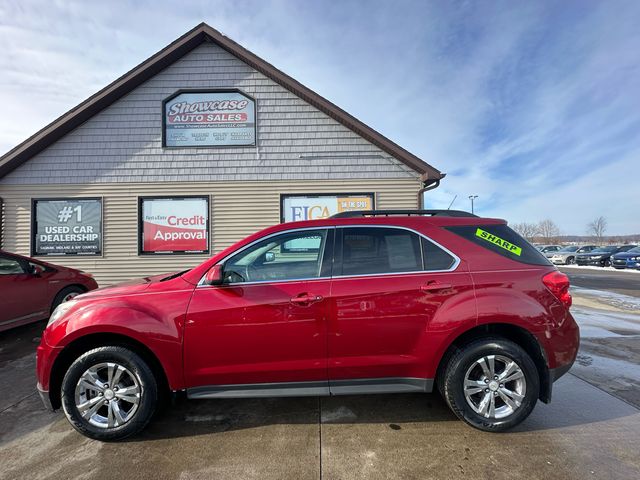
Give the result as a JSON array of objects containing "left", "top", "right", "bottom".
[{"left": 447, "top": 195, "right": 457, "bottom": 210}]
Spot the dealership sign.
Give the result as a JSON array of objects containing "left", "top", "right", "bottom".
[
  {"left": 281, "top": 194, "right": 374, "bottom": 222},
  {"left": 139, "top": 197, "right": 209, "bottom": 254},
  {"left": 32, "top": 198, "right": 102, "bottom": 255},
  {"left": 163, "top": 90, "right": 256, "bottom": 147}
]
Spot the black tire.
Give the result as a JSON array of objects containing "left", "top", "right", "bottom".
[
  {"left": 61, "top": 346, "right": 158, "bottom": 441},
  {"left": 565, "top": 257, "right": 575, "bottom": 265},
  {"left": 51, "top": 285, "right": 85, "bottom": 312},
  {"left": 441, "top": 337, "right": 539, "bottom": 432},
  {"left": 602, "top": 259, "right": 611, "bottom": 267}
]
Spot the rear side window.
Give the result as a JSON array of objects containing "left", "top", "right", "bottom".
[
  {"left": 446, "top": 224, "right": 551, "bottom": 266},
  {"left": 340, "top": 227, "right": 422, "bottom": 275},
  {"left": 422, "top": 238, "right": 456, "bottom": 271}
]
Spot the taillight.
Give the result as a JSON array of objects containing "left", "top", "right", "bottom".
[{"left": 542, "top": 271, "right": 572, "bottom": 308}]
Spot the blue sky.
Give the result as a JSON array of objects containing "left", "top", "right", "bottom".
[{"left": 0, "top": 0, "right": 638, "bottom": 234}]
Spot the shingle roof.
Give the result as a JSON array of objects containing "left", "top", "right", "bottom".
[{"left": 0, "top": 23, "right": 443, "bottom": 181}]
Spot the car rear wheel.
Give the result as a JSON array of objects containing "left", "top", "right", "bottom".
[
  {"left": 51, "top": 286, "right": 84, "bottom": 312},
  {"left": 565, "top": 256, "right": 575, "bottom": 265},
  {"left": 441, "top": 337, "right": 539, "bottom": 432},
  {"left": 61, "top": 346, "right": 157, "bottom": 441}
]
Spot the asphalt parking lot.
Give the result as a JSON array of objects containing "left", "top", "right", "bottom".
[
  {"left": 559, "top": 265, "right": 640, "bottom": 298},
  {"left": 1, "top": 267, "right": 639, "bottom": 480}
]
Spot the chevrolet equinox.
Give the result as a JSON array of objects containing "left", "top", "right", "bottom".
[{"left": 36, "top": 210, "right": 579, "bottom": 440}]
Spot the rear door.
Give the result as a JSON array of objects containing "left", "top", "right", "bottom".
[
  {"left": 0, "top": 254, "right": 48, "bottom": 328},
  {"left": 327, "top": 226, "right": 474, "bottom": 389}
]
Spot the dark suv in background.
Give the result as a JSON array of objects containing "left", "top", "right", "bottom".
[
  {"left": 575, "top": 245, "right": 637, "bottom": 267},
  {"left": 37, "top": 210, "right": 579, "bottom": 441}
]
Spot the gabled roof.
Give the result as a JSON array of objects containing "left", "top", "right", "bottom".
[{"left": 0, "top": 23, "right": 443, "bottom": 181}]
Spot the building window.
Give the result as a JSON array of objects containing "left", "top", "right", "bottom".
[
  {"left": 280, "top": 193, "right": 374, "bottom": 222},
  {"left": 31, "top": 198, "right": 102, "bottom": 256},
  {"left": 138, "top": 196, "right": 209, "bottom": 255}
]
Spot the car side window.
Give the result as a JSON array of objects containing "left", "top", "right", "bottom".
[
  {"left": 0, "top": 256, "right": 26, "bottom": 275},
  {"left": 339, "top": 227, "right": 422, "bottom": 276},
  {"left": 223, "top": 229, "right": 329, "bottom": 284},
  {"left": 421, "top": 237, "right": 456, "bottom": 271}
]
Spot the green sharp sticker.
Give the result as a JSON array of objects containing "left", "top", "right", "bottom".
[{"left": 475, "top": 228, "right": 522, "bottom": 256}]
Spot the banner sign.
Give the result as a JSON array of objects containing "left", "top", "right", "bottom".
[
  {"left": 163, "top": 90, "right": 256, "bottom": 147},
  {"left": 280, "top": 193, "right": 374, "bottom": 223},
  {"left": 33, "top": 198, "right": 102, "bottom": 256},
  {"left": 140, "top": 197, "right": 209, "bottom": 254}
]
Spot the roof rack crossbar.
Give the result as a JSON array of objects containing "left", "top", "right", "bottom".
[{"left": 330, "top": 209, "right": 477, "bottom": 218}]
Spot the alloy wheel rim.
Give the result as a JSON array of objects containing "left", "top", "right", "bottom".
[
  {"left": 63, "top": 292, "right": 80, "bottom": 302},
  {"left": 74, "top": 362, "right": 141, "bottom": 429},
  {"left": 463, "top": 354, "right": 526, "bottom": 419}
]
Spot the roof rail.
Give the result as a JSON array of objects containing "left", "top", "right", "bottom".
[{"left": 330, "top": 209, "right": 477, "bottom": 219}]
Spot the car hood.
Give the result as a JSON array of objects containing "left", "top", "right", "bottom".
[
  {"left": 76, "top": 271, "right": 180, "bottom": 299},
  {"left": 613, "top": 252, "right": 639, "bottom": 259}
]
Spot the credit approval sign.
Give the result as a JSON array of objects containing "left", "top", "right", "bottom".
[
  {"left": 163, "top": 90, "right": 256, "bottom": 147},
  {"left": 139, "top": 197, "right": 209, "bottom": 254},
  {"left": 281, "top": 193, "right": 374, "bottom": 223}
]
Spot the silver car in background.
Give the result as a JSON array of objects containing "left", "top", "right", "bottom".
[{"left": 549, "top": 245, "right": 597, "bottom": 265}]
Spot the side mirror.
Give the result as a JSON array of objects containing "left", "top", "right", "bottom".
[
  {"left": 203, "top": 265, "right": 223, "bottom": 286},
  {"left": 30, "top": 264, "right": 44, "bottom": 276},
  {"left": 264, "top": 252, "right": 276, "bottom": 263}
]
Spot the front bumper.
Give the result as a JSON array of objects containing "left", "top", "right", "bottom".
[
  {"left": 550, "top": 256, "right": 569, "bottom": 265},
  {"left": 576, "top": 258, "right": 605, "bottom": 266},
  {"left": 37, "top": 383, "right": 55, "bottom": 411}
]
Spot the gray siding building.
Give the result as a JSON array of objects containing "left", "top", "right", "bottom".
[{"left": 0, "top": 23, "right": 443, "bottom": 285}]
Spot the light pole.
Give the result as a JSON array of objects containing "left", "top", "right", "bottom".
[{"left": 468, "top": 195, "right": 478, "bottom": 214}]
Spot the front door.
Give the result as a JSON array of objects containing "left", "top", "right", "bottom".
[
  {"left": 328, "top": 226, "right": 473, "bottom": 388},
  {"left": 184, "top": 228, "right": 334, "bottom": 394},
  {"left": 0, "top": 254, "right": 48, "bottom": 328}
]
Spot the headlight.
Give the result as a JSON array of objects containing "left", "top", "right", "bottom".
[
  {"left": 590, "top": 255, "right": 601, "bottom": 259},
  {"left": 47, "top": 301, "right": 76, "bottom": 327},
  {"left": 631, "top": 257, "right": 640, "bottom": 261}
]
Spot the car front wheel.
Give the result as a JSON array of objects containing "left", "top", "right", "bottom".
[
  {"left": 61, "top": 346, "right": 158, "bottom": 441},
  {"left": 441, "top": 337, "right": 539, "bottom": 432},
  {"left": 565, "top": 256, "right": 575, "bottom": 265}
]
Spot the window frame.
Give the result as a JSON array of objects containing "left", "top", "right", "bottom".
[
  {"left": 198, "top": 225, "right": 459, "bottom": 287},
  {"left": 203, "top": 227, "right": 335, "bottom": 286}
]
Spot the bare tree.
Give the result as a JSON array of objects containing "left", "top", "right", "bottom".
[
  {"left": 511, "top": 222, "right": 539, "bottom": 240},
  {"left": 587, "top": 216, "right": 607, "bottom": 240},
  {"left": 537, "top": 219, "right": 560, "bottom": 242}
]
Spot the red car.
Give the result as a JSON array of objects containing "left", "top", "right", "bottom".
[
  {"left": 0, "top": 250, "right": 98, "bottom": 332},
  {"left": 36, "top": 210, "right": 579, "bottom": 440}
]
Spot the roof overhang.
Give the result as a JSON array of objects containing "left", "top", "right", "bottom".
[{"left": 0, "top": 23, "right": 443, "bottom": 181}]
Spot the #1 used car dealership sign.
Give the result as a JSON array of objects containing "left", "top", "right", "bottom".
[
  {"left": 163, "top": 90, "right": 256, "bottom": 147},
  {"left": 32, "top": 198, "right": 102, "bottom": 255}
]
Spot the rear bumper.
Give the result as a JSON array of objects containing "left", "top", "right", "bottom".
[{"left": 549, "top": 363, "right": 572, "bottom": 383}]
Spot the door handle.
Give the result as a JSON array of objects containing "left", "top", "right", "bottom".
[
  {"left": 420, "top": 282, "right": 452, "bottom": 292},
  {"left": 290, "top": 293, "right": 323, "bottom": 305}
]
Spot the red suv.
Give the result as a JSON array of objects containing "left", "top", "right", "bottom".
[{"left": 36, "top": 210, "right": 579, "bottom": 440}]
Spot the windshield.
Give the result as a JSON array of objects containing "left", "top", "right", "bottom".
[
  {"left": 591, "top": 246, "right": 617, "bottom": 253},
  {"left": 558, "top": 246, "right": 579, "bottom": 252},
  {"left": 622, "top": 246, "right": 640, "bottom": 253}
]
